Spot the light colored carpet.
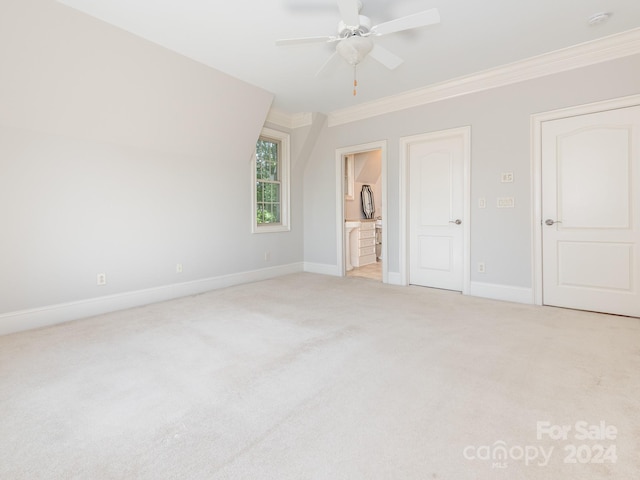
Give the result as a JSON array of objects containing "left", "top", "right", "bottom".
[{"left": 1, "top": 273, "right": 639, "bottom": 479}]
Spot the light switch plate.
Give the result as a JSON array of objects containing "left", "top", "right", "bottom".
[
  {"left": 501, "top": 172, "right": 514, "bottom": 183},
  {"left": 497, "top": 197, "right": 515, "bottom": 208}
]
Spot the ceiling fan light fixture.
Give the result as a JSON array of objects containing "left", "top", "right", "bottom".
[{"left": 336, "top": 35, "right": 373, "bottom": 65}]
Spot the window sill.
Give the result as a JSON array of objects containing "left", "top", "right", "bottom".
[{"left": 252, "top": 224, "right": 291, "bottom": 234}]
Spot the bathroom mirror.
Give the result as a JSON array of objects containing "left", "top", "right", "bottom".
[{"left": 361, "top": 184, "right": 375, "bottom": 219}]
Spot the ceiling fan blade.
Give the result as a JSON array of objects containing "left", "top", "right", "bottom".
[
  {"left": 316, "top": 52, "right": 341, "bottom": 77},
  {"left": 337, "top": 0, "right": 361, "bottom": 26},
  {"left": 371, "top": 8, "right": 440, "bottom": 36},
  {"left": 368, "top": 44, "right": 404, "bottom": 70},
  {"left": 276, "top": 35, "right": 338, "bottom": 46}
]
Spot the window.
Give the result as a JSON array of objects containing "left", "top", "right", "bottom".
[{"left": 252, "top": 127, "right": 290, "bottom": 233}]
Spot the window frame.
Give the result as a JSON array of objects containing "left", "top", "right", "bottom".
[{"left": 252, "top": 127, "right": 290, "bottom": 233}]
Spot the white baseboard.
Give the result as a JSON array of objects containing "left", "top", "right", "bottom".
[
  {"left": 387, "top": 272, "right": 404, "bottom": 286},
  {"left": 0, "top": 262, "right": 304, "bottom": 336},
  {"left": 303, "top": 262, "right": 341, "bottom": 276},
  {"left": 469, "top": 281, "right": 534, "bottom": 304}
]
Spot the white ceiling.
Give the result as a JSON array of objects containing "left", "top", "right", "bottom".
[{"left": 57, "top": 0, "right": 640, "bottom": 114}]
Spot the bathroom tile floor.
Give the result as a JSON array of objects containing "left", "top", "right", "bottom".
[{"left": 347, "top": 261, "right": 382, "bottom": 281}]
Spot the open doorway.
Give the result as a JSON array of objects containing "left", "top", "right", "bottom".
[{"left": 335, "top": 141, "right": 387, "bottom": 283}]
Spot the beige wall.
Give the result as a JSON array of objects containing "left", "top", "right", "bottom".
[
  {"left": 303, "top": 54, "right": 640, "bottom": 289},
  {"left": 0, "top": 0, "right": 292, "bottom": 319}
]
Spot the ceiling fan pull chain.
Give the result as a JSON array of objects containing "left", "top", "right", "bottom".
[{"left": 353, "top": 66, "right": 358, "bottom": 96}]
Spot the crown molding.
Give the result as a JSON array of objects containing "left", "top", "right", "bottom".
[
  {"left": 327, "top": 27, "right": 640, "bottom": 127},
  {"left": 266, "top": 108, "right": 313, "bottom": 129}
]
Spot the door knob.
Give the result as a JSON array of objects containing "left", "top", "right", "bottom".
[
  {"left": 449, "top": 219, "right": 462, "bottom": 225},
  {"left": 545, "top": 219, "right": 562, "bottom": 226}
]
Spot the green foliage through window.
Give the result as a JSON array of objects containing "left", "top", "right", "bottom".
[{"left": 256, "top": 137, "right": 281, "bottom": 225}]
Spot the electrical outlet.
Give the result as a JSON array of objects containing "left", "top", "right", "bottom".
[
  {"left": 477, "top": 263, "right": 486, "bottom": 274},
  {"left": 97, "top": 273, "right": 107, "bottom": 286},
  {"left": 501, "top": 172, "right": 514, "bottom": 183},
  {"left": 264, "top": 251, "right": 271, "bottom": 262},
  {"left": 478, "top": 197, "right": 486, "bottom": 209},
  {"left": 176, "top": 263, "right": 183, "bottom": 273}
]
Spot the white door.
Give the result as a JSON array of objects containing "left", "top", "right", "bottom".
[
  {"left": 542, "top": 105, "right": 640, "bottom": 317},
  {"left": 409, "top": 132, "right": 465, "bottom": 290}
]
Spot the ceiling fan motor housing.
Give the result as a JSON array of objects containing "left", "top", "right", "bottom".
[{"left": 338, "top": 15, "right": 372, "bottom": 37}]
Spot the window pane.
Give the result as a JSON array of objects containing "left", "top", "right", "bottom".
[
  {"left": 267, "top": 203, "right": 276, "bottom": 224},
  {"left": 257, "top": 182, "right": 264, "bottom": 202},
  {"left": 265, "top": 203, "right": 273, "bottom": 223},
  {"left": 257, "top": 202, "right": 282, "bottom": 225},
  {"left": 256, "top": 138, "right": 278, "bottom": 181},
  {"left": 272, "top": 203, "right": 281, "bottom": 224},
  {"left": 270, "top": 142, "right": 278, "bottom": 172},
  {"left": 269, "top": 158, "right": 278, "bottom": 181},
  {"left": 256, "top": 155, "right": 261, "bottom": 180},
  {"left": 257, "top": 204, "right": 265, "bottom": 224},
  {"left": 256, "top": 157, "right": 267, "bottom": 180},
  {"left": 263, "top": 183, "right": 271, "bottom": 202}
]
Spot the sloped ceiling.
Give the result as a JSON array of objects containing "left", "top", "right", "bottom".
[{"left": 57, "top": 0, "right": 640, "bottom": 114}]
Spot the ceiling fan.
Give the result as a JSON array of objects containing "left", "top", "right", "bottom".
[{"left": 276, "top": 0, "right": 440, "bottom": 88}]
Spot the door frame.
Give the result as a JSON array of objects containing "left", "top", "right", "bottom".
[
  {"left": 530, "top": 93, "right": 640, "bottom": 305},
  {"left": 335, "top": 140, "right": 388, "bottom": 282},
  {"left": 399, "top": 126, "right": 471, "bottom": 292}
]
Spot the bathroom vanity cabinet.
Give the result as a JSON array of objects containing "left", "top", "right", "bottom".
[{"left": 354, "top": 221, "right": 376, "bottom": 267}]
